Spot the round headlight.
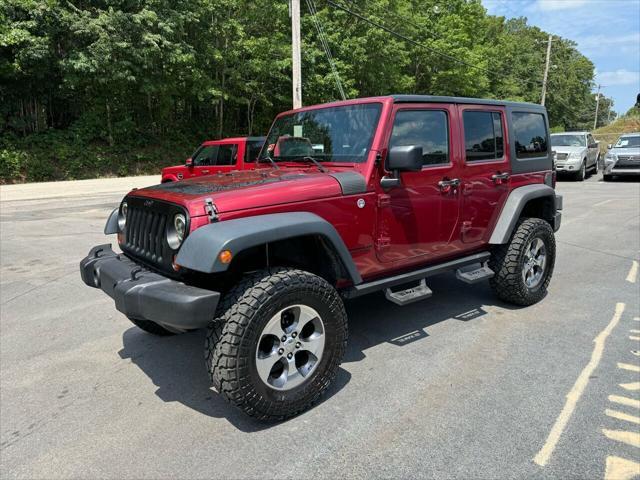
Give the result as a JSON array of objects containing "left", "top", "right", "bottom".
[
  {"left": 167, "top": 213, "right": 187, "bottom": 249},
  {"left": 174, "top": 214, "right": 186, "bottom": 241},
  {"left": 118, "top": 202, "right": 128, "bottom": 231}
]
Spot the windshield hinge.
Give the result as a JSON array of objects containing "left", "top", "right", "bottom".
[{"left": 204, "top": 198, "right": 218, "bottom": 223}]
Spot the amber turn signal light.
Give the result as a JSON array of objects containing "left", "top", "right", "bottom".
[{"left": 219, "top": 250, "right": 233, "bottom": 264}]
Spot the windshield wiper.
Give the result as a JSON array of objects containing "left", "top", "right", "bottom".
[
  {"left": 302, "top": 156, "right": 327, "bottom": 173},
  {"left": 258, "top": 152, "right": 279, "bottom": 169}
]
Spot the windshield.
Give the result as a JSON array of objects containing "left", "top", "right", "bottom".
[
  {"left": 614, "top": 135, "right": 640, "bottom": 148},
  {"left": 551, "top": 134, "right": 586, "bottom": 147},
  {"left": 259, "top": 103, "right": 382, "bottom": 163}
]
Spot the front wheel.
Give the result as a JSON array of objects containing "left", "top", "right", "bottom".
[
  {"left": 206, "top": 268, "right": 348, "bottom": 421},
  {"left": 489, "top": 218, "right": 556, "bottom": 306},
  {"left": 575, "top": 161, "right": 586, "bottom": 181}
]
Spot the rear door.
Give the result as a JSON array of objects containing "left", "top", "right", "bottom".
[
  {"left": 376, "top": 103, "right": 462, "bottom": 265},
  {"left": 458, "top": 106, "right": 510, "bottom": 245}
]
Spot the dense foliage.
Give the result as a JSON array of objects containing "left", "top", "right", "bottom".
[{"left": 0, "top": 0, "right": 614, "bottom": 182}]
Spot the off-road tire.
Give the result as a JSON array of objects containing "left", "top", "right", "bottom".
[
  {"left": 205, "top": 268, "right": 348, "bottom": 421},
  {"left": 127, "top": 317, "right": 178, "bottom": 336},
  {"left": 489, "top": 218, "right": 556, "bottom": 306}
]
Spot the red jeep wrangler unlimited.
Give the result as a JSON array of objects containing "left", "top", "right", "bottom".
[
  {"left": 160, "top": 136, "right": 266, "bottom": 182},
  {"left": 81, "top": 96, "right": 562, "bottom": 420}
]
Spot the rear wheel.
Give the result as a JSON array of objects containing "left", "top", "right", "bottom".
[
  {"left": 489, "top": 218, "right": 556, "bottom": 306},
  {"left": 206, "top": 268, "right": 348, "bottom": 421}
]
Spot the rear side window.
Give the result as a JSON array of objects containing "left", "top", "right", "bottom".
[
  {"left": 390, "top": 110, "right": 449, "bottom": 166},
  {"left": 512, "top": 112, "right": 548, "bottom": 159},
  {"left": 463, "top": 111, "right": 504, "bottom": 161}
]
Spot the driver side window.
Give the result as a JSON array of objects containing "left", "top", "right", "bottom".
[
  {"left": 389, "top": 110, "right": 449, "bottom": 166},
  {"left": 193, "top": 145, "right": 219, "bottom": 166}
]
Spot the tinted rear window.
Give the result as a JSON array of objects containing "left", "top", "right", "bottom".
[{"left": 513, "top": 112, "right": 548, "bottom": 159}]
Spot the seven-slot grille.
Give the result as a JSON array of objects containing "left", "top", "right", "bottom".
[
  {"left": 119, "top": 196, "right": 188, "bottom": 273},
  {"left": 124, "top": 205, "right": 168, "bottom": 263}
]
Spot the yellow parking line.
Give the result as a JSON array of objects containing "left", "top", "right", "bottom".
[
  {"left": 604, "top": 456, "right": 640, "bottom": 480},
  {"left": 627, "top": 261, "right": 639, "bottom": 283},
  {"left": 533, "top": 303, "right": 626, "bottom": 467},
  {"left": 618, "top": 363, "right": 640, "bottom": 373},
  {"left": 602, "top": 429, "right": 640, "bottom": 448},
  {"left": 609, "top": 395, "right": 640, "bottom": 409},
  {"left": 631, "top": 330, "right": 640, "bottom": 333},
  {"left": 605, "top": 409, "right": 640, "bottom": 424},
  {"left": 620, "top": 382, "right": 640, "bottom": 391},
  {"left": 630, "top": 336, "right": 640, "bottom": 341}
]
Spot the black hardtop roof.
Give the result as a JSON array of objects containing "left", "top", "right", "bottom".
[{"left": 391, "top": 94, "right": 546, "bottom": 111}]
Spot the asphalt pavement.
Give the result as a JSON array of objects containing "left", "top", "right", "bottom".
[{"left": 1, "top": 172, "right": 639, "bottom": 479}]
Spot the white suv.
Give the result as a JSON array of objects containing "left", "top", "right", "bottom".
[{"left": 551, "top": 131, "right": 599, "bottom": 181}]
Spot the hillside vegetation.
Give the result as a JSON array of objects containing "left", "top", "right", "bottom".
[
  {"left": 593, "top": 108, "right": 640, "bottom": 152},
  {"left": 1, "top": 0, "right": 615, "bottom": 183}
]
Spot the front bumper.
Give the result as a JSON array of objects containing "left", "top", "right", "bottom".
[
  {"left": 80, "top": 244, "right": 220, "bottom": 330},
  {"left": 604, "top": 163, "right": 640, "bottom": 176}
]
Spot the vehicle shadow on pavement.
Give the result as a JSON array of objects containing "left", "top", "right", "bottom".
[
  {"left": 343, "top": 272, "right": 521, "bottom": 363},
  {"left": 117, "top": 271, "right": 517, "bottom": 430},
  {"left": 117, "top": 328, "right": 351, "bottom": 432}
]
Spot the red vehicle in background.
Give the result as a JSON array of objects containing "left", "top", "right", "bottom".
[{"left": 161, "top": 136, "right": 265, "bottom": 182}]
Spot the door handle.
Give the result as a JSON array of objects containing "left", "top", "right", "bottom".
[
  {"left": 491, "top": 172, "right": 510, "bottom": 184},
  {"left": 438, "top": 178, "right": 460, "bottom": 193},
  {"left": 201, "top": 169, "right": 210, "bottom": 174}
]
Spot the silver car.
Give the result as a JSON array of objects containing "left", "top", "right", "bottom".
[
  {"left": 550, "top": 131, "right": 600, "bottom": 181},
  {"left": 604, "top": 133, "right": 640, "bottom": 181}
]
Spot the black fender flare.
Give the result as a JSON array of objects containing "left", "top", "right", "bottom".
[
  {"left": 104, "top": 208, "right": 119, "bottom": 235},
  {"left": 175, "top": 212, "right": 363, "bottom": 284},
  {"left": 489, "top": 184, "right": 561, "bottom": 244}
]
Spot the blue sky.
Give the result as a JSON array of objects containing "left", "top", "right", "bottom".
[{"left": 481, "top": 0, "right": 640, "bottom": 115}]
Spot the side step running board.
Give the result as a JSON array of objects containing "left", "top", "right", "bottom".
[
  {"left": 455, "top": 263, "right": 494, "bottom": 284},
  {"left": 385, "top": 279, "right": 433, "bottom": 306},
  {"left": 345, "top": 251, "right": 490, "bottom": 299}
]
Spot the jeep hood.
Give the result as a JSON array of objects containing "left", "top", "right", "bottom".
[{"left": 129, "top": 168, "right": 365, "bottom": 216}]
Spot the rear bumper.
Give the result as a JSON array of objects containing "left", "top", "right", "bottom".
[{"left": 80, "top": 244, "right": 220, "bottom": 330}]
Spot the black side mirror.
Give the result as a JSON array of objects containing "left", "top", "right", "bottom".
[
  {"left": 387, "top": 145, "right": 423, "bottom": 171},
  {"left": 381, "top": 145, "right": 423, "bottom": 189}
]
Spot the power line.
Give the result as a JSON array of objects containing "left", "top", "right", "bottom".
[
  {"left": 327, "top": 0, "right": 497, "bottom": 79},
  {"left": 305, "top": 0, "right": 347, "bottom": 100}
]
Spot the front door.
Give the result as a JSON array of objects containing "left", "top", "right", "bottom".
[
  {"left": 376, "top": 104, "right": 461, "bottom": 265},
  {"left": 189, "top": 143, "right": 239, "bottom": 177},
  {"left": 458, "top": 106, "right": 510, "bottom": 245}
]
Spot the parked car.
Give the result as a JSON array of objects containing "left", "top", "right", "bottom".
[
  {"left": 161, "top": 136, "right": 265, "bottom": 182},
  {"left": 603, "top": 133, "right": 640, "bottom": 181},
  {"left": 550, "top": 131, "right": 599, "bottom": 180},
  {"left": 81, "top": 95, "right": 562, "bottom": 420}
]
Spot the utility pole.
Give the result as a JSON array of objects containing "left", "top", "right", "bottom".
[
  {"left": 540, "top": 34, "right": 553, "bottom": 106},
  {"left": 291, "top": 0, "right": 302, "bottom": 109},
  {"left": 593, "top": 84, "right": 602, "bottom": 130}
]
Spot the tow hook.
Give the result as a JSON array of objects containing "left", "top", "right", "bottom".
[{"left": 204, "top": 197, "right": 219, "bottom": 223}]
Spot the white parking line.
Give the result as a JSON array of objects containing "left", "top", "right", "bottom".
[
  {"left": 533, "top": 303, "right": 626, "bottom": 467},
  {"left": 605, "top": 409, "right": 640, "bottom": 425},
  {"left": 618, "top": 363, "right": 640, "bottom": 373},
  {"left": 594, "top": 199, "right": 616, "bottom": 207},
  {"left": 626, "top": 261, "right": 639, "bottom": 283},
  {"left": 609, "top": 395, "right": 640, "bottom": 409}
]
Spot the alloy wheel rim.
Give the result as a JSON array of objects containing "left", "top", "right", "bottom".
[
  {"left": 522, "top": 237, "right": 547, "bottom": 289},
  {"left": 255, "top": 305, "right": 325, "bottom": 391}
]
